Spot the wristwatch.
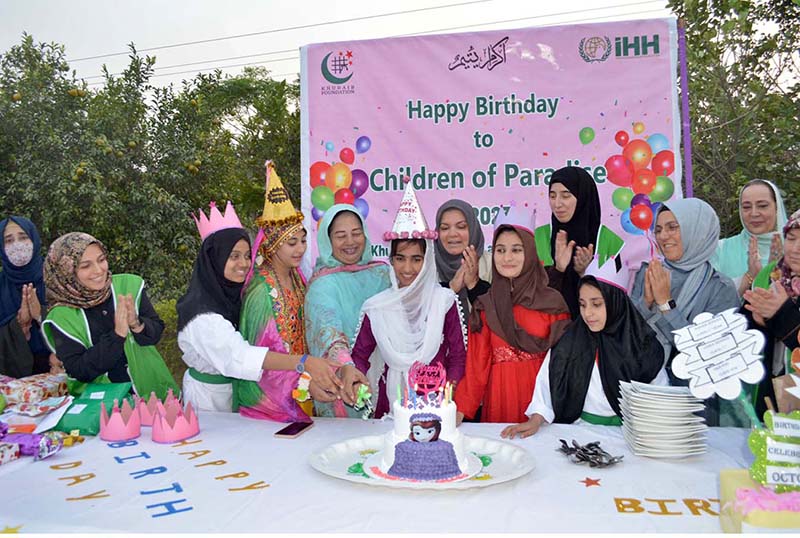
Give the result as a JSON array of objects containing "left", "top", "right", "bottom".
[
  {"left": 657, "top": 299, "right": 677, "bottom": 312},
  {"left": 296, "top": 354, "right": 309, "bottom": 374}
]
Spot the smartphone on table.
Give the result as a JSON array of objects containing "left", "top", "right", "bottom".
[{"left": 274, "top": 421, "right": 314, "bottom": 439}]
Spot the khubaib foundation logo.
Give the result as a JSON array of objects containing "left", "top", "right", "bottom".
[{"left": 320, "top": 50, "right": 356, "bottom": 96}]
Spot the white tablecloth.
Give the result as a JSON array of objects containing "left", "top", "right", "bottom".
[{"left": 0, "top": 412, "right": 751, "bottom": 533}]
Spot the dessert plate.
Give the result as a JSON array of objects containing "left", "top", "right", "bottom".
[{"left": 309, "top": 435, "right": 534, "bottom": 490}]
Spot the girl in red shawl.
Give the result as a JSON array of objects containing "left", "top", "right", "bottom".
[{"left": 455, "top": 218, "right": 571, "bottom": 424}]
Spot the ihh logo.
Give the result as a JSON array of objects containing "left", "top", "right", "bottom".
[{"left": 614, "top": 35, "right": 660, "bottom": 58}]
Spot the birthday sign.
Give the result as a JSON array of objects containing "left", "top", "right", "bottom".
[
  {"left": 301, "top": 18, "right": 682, "bottom": 264},
  {"left": 671, "top": 309, "right": 765, "bottom": 400}
]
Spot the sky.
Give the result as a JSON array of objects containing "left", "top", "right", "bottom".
[{"left": 0, "top": 0, "right": 673, "bottom": 88}]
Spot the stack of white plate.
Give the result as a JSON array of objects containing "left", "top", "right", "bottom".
[{"left": 619, "top": 380, "right": 708, "bottom": 459}]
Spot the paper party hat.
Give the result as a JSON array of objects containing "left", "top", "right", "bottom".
[
  {"left": 99, "top": 399, "right": 142, "bottom": 442},
  {"left": 135, "top": 392, "right": 167, "bottom": 427},
  {"left": 152, "top": 397, "right": 200, "bottom": 444},
  {"left": 256, "top": 160, "right": 304, "bottom": 229},
  {"left": 584, "top": 225, "right": 628, "bottom": 291},
  {"left": 494, "top": 202, "right": 536, "bottom": 237},
  {"left": 383, "top": 180, "right": 437, "bottom": 241},
  {"left": 193, "top": 201, "right": 243, "bottom": 241}
]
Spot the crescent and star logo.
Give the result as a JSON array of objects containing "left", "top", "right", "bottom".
[{"left": 321, "top": 51, "right": 354, "bottom": 84}]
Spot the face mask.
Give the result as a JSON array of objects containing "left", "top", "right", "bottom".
[{"left": 5, "top": 240, "right": 34, "bottom": 267}]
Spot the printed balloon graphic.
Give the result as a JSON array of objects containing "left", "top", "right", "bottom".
[
  {"left": 311, "top": 207, "right": 324, "bottom": 221},
  {"left": 605, "top": 154, "right": 634, "bottom": 187},
  {"left": 579, "top": 127, "right": 595, "bottom": 145},
  {"left": 309, "top": 161, "right": 330, "bottom": 189},
  {"left": 350, "top": 169, "right": 369, "bottom": 198},
  {"left": 353, "top": 198, "right": 369, "bottom": 219},
  {"left": 339, "top": 147, "right": 355, "bottom": 165},
  {"left": 630, "top": 204, "right": 654, "bottom": 231},
  {"left": 356, "top": 136, "right": 371, "bottom": 154},
  {"left": 311, "top": 185, "right": 334, "bottom": 211},
  {"left": 622, "top": 139, "right": 653, "bottom": 171},
  {"left": 630, "top": 193, "right": 651, "bottom": 207},
  {"left": 334, "top": 188, "right": 355, "bottom": 205},
  {"left": 620, "top": 208, "right": 644, "bottom": 236},
  {"left": 650, "top": 175, "right": 675, "bottom": 202},
  {"left": 612, "top": 187, "right": 634, "bottom": 211},
  {"left": 651, "top": 150, "right": 675, "bottom": 176},
  {"left": 631, "top": 168, "right": 657, "bottom": 195},
  {"left": 614, "top": 130, "right": 629, "bottom": 147},
  {"left": 325, "top": 141, "right": 335, "bottom": 152},
  {"left": 646, "top": 133, "right": 670, "bottom": 154},
  {"left": 632, "top": 121, "right": 645, "bottom": 134},
  {"left": 326, "top": 163, "right": 353, "bottom": 190},
  {"left": 649, "top": 202, "right": 663, "bottom": 229}
]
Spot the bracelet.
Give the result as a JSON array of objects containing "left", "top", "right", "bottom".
[{"left": 292, "top": 372, "right": 312, "bottom": 402}]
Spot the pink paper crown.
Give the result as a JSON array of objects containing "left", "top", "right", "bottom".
[
  {"left": 584, "top": 255, "right": 630, "bottom": 291},
  {"left": 193, "top": 201, "right": 243, "bottom": 241},
  {"left": 383, "top": 179, "right": 438, "bottom": 241},
  {"left": 152, "top": 396, "right": 200, "bottom": 444},
  {"left": 494, "top": 202, "right": 535, "bottom": 237},
  {"left": 100, "top": 399, "right": 142, "bottom": 442},
  {"left": 134, "top": 391, "right": 169, "bottom": 427}
]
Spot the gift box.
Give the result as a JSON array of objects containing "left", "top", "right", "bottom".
[
  {"left": 0, "top": 442, "right": 20, "bottom": 466},
  {"left": 0, "top": 373, "right": 68, "bottom": 404},
  {"left": 719, "top": 469, "right": 800, "bottom": 533}
]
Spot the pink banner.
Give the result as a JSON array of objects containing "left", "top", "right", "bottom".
[{"left": 301, "top": 18, "right": 681, "bottom": 265}]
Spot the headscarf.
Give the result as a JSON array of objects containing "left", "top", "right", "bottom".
[
  {"left": 177, "top": 228, "right": 251, "bottom": 332},
  {"left": 434, "top": 200, "right": 486, "bottom": 306},
  {"left": 548, "top": 166, "right": 601, "bottom": 317},
  {"left": 0, "top": 217, "right": 47, "bottom": 354},
  {"left": 362, "top": 239, "right": 460, "bottom": 406},
  {"left": 777, "top": 209, "right": 800, "bottom": 299},
  {"left": 549, "top": 277, "right": 664, "bottom": 422},
  {"left": 44, "top": 232, "right": 112, "bottom": 309},
  {"left": 712, "top": 179, "right": 788, "bottom": 280},
  {"left": 658, "top": 198, "right": 720, "bottom": 316},
  {"left": 471, "top": 224, "right": 570, "bottom": 354}
]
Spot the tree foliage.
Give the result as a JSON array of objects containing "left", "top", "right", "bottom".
[
  {"left": 670, "top": 0, "right": 800, "bottom": 234},
  {"left": 0, "top": 34, "right": 300, "bottom": 300}
]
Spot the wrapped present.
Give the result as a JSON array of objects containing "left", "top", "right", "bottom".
[
  {"left": 11, "top": 395, "right": 70, "bottom": 417},
  {"left": 0, "top": 373, "right": 68, "bottom": 404},
  {"left": 0, "top": 442, "right": 20, "bottom": 465},
  {"left": 720, "top": 469, "right": 800, "bottom": 533}
]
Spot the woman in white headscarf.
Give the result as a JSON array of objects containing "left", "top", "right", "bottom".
[{"left": 712, "top": 179, "right": 787, "bottom": 297}]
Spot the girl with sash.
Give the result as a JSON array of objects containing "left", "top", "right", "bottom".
[
  {"left": 537, "top": 166, "right": 619, "bottom": 319},
  {"left": 305, "top": 204, "right": 390, "bottom": 417},
  {"left": 455, "top": 208, "right": 571, "bottom": 424},
  {"left": 434, "top": 200, "right": 492, "bottom": 316},
  {"left": 177, "top": 201, "right": 341, "bottom": 414},
  {"left": 630, "top": 198, "right": 739, "bottom": 425},
  {"left": 238, "top": 162, "right": 315, "bottom": 420},
  {"left": 0, "top": 216, "right": 50, "bottom": 377},
  {"left": 352, "top": 183, "right": 467, "bottom": 418},
  {"left": 712, "top": 179, "right": 787, "bottom": 297},
  {"left": 41, "top": 232, "right": 178, "bottom": 398},
  {"left": 501, "top": 258, "right": 666, "bottom": 439},
  {"left": 742, "top": 208, "right": 800, "bottom": 418}
]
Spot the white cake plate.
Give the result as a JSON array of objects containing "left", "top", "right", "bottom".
[{"left": 309, "top": 434, "right": 535, "bottom": 490}]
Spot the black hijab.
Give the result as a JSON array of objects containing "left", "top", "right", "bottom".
[
  {"left": 548, "top": 277, "right": 663, "bottom": 423},
  {"left": 549, "top": 166, "right": 601, "bottom": 318},
  {"left": 177, "top": 228, "right": 251, "bottom": 332}
]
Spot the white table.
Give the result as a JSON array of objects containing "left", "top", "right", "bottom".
[{"left": 0, "top": 412, "right": 751, "bottom": 533}]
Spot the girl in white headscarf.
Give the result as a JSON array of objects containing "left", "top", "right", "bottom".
[{"left": 351, "top": 237, "right": 466, "bottom": 418}]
